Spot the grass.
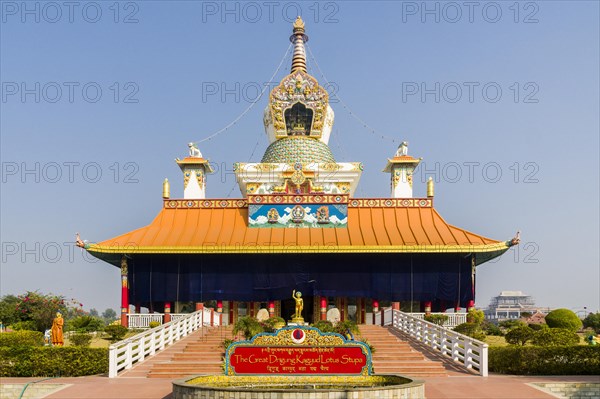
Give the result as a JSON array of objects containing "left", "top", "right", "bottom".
[
  {"left": 63, "top": 330, "right": 144, "bottom": 348},
  {"left": 485, "top": 333, "right": 589, "bottom": 347},
  {"left": 485, "top": 335, "right": 509, "bottom": 347}
]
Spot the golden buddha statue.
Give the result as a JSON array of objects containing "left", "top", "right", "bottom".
[{"left": 292, "top": 290, "right": 304, "bottom": 323}]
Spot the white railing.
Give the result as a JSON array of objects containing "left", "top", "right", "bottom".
[
  {"left": 374, "top": 311, "right": 382, "bottom": 325},
  {"left": 109, "top": 309, "right": 216, "bottom": 378},
  {"left": 127, "top": 313, "right": 191, "bottom": 329},
  {"left": 382, "top": 307, "right": 393, "bottom": 326},
  {"left": 391, "top": 310, "right": 488, "bottom": 376},
  {"left": 407, "top": 312, "right": 467, "bottom": 328},
  {"left": 127, "top": 314, "right": 163, "bottom": 329}
]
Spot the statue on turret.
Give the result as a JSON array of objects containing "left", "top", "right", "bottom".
[{"left": 188, "top": 142, "right": 202, "bottom": 158}]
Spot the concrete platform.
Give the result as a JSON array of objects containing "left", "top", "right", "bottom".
[{"left": 1, "top": 375, "right": 598, "bottom": 399}]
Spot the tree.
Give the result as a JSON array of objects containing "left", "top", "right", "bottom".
[
  {"left": 505, "top": 326, "right": 534, "bottom": 346},
  {"left": 481, "top": 320, "right": 504, "bottom": 336},
  {"left": 104, "top": 325, "right": 128, "bottom": 342},
  {"left": 0, "top": 295, "right": 21, "bottom": 326},
  {"left": 467, "top": 309, "right": 485, "bottom": 324},
  {"left": 583, "top": 313, "right": 600, "bottom": 333},
  {"left": 13, "top": 291, "right": 83, "bottom": 332},
  {"left": 425, "top": 314, "right": 449, "bottom": 326},
  {"left": 89, "top": 308, "right": 99, "bottom": 317},
  {"left": 454, "top": 323, "right": 486, "bottom": 341},
  {"left": 67, "top": 315, "right": 105, "bottom": 332},
  {"left": 545, "top": 309, "right": 583, "bottom": 332},
  {"left": 499, "top": 319, "right": 526, "bottom": 331},
  {"left": 102, "top": 308, "right": 117, "bottom": 321}
]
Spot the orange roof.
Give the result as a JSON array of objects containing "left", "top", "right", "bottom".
[{"left": 86, "top": 198, "right": 510, "bottom": 260}]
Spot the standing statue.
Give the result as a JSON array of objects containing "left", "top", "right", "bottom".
[
  {"left": 292, "top": 290, "right": 304, "bottom": 323},
  {"left": 51, "top": 312, "right": 64, "bottom": 346}
]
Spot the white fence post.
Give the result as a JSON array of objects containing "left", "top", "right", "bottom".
[{"left": 480, "top": 344, "right": 489, "bottom": 377}]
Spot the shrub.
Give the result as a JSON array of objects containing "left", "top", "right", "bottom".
[
  {"left": 489, "top": 346, "right": 600, "bottom": 375},
  {"left": 104, "top": 325, "right": 128, "bottom": 342},
  {"left": 334, "top": 320, "right": 360, "bottom": 338},
  {"left": 0, "top": 346, "right": 108, "bottom": 377},
  {"left": 424, "top": 314, "right": 449, "bottom": 326},
  {"left": 312, "top": 320, "right": 334, "bottom": 333},
  {"left": 481, "top": 321, "right": 503, "bottom": 336},
  {"left": 10, "top": 321, "right": 38, "bottom": 331},
  {"left": 505, "top": 326, "right": 534, "bottom": 346},
  {"left": 0, "top": 331, "right": 44, "bottom": 347},
  {"left": 69, "top": 332, "right": 92, "bottom": 347},
  {"left": 583, "top": 313, "right": 600, "bottom": 333},
  {"left": 67, "top": 316, "right": 105, "bottom": 332},
  {"left": 454, "top": 322, "right": 486, "bottom": 341},
  {"left": 148, "top": 321, "right": 160, "bottom": 329},
  {"left": 532, "top": 328, "right": 580, "bottom": 347},
  {"left": 545, "top": 309, "right": 583, "bottom": 332},
  {"left": 261, "top": 316, "right": 285, "bottom": 333},
  {"left": 233, "top": 317, "right": 263, "bottom": 340}
]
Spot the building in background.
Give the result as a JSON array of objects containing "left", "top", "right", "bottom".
[{"left": 484, "top": 291, "right": 549, "bottom": 321}]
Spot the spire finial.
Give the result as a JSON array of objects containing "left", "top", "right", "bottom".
[
  {"left": 293, "top": 16, "right": 305, "bottom": 32},
  {"left": 290, "top": 16, "right": 308, "bottom": 73}
]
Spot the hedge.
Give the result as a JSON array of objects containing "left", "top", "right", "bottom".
[
  {"left": 0, "top": 347, "right": 108, "bottom": 377},
  {"left": 0, "top": 331, "right": 44, "bottom": 347},
  {"left": 489, "top": 346, "right": 600, "bottom": 375}
]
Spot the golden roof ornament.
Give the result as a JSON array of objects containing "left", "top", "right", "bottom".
[
  {"left": 427, "top": 177, "right": 434, "bottom": 198},
  {"left": 293, "top": 16, "right": 305, "bottom": 32},
  {"left": 162, "top": 178, "right": 170, "bottom": 199}
]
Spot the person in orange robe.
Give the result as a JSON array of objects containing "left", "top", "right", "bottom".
[{"left": 51, "top": 312, "right": 64, "bottom": 346}]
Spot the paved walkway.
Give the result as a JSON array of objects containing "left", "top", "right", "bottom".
[{"left": 2, "top": 375, "right": 598, "bottom": 398}]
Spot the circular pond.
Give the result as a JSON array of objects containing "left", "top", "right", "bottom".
[{"left": 172, "top": 374, "right": 425, "bottom": 399}]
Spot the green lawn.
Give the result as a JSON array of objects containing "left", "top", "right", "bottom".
[
  {"left": 485, "top": 336, "right": 508, "bottom": 347},
  {"left": 64, "top": 330, "right": 143, "bottom": 348}
]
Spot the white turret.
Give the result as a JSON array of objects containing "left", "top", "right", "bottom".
[
  {"left": 383, "top": 142, "right": 422, "bottom": 198},
  {"left": 176, "top": 143, "right": 214, "bottom": 199}
]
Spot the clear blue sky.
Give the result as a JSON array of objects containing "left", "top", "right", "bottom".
[{"left": 1, "top": 1, "right": 598, "bottom": 315}]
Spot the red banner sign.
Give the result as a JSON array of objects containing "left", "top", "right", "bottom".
[{"left": 229, "top": 346, "right": 368, "bottom": 375}]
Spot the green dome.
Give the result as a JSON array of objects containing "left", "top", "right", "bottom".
[{"left": 261, "top": 137, "right": 336, "bottom": 164}]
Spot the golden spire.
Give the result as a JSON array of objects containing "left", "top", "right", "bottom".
[
  {"left": 290, "top": 16, "right": 308, "bottom": 73},
  {"left": 163, "top": 178, "right": 170, "bottom": 199}
]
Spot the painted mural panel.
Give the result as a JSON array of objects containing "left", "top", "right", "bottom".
[{"left": 249, "top": 204, "right": 347, "bottom": 228}]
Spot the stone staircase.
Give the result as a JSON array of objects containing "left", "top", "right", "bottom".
[
  {"left": 121, "top": 324, "right": 449, "bottom": 379},
  {"left": 359, "top": 325, "right": 448, "bottom": 378},
  {"left": 120, "top": 325, "right": 233, "bottom": 378}
]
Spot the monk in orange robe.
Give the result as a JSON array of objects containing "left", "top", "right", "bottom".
[{"left": 51, "top": 312, "right": 64, "bottom": 346}]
